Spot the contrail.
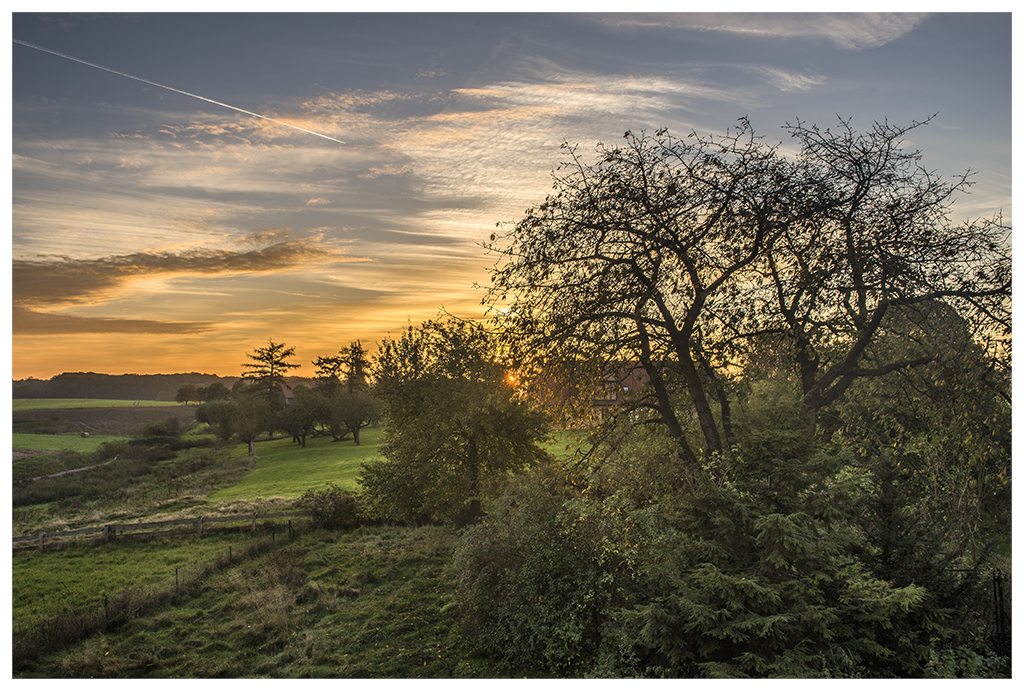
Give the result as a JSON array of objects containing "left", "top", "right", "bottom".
[{"left": 13, "top": 38, "right": 346, "bottom": 145}]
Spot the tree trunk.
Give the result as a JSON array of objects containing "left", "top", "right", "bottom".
[{"left": 467, "top": 498, "right": 482, "bottom": 524}]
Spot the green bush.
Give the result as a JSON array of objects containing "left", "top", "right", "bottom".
[
  {"left": 454, "top": 383, "right": 981, "bottom": 678},
  {"left": 923, "top": 644, "right": 1010, "bottom": 678},
  {"left": 295, "top": 483, "right": 364, "bottom": 529}
]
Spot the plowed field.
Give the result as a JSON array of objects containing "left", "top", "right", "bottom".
[{"left": 12, "top": 405, "right": 198, "bottom": 436}]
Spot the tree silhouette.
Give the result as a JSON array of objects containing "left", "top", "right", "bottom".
[
  {"left": 241, "top": 340, "right": 299, "bottom": 408},
  {"left": 486, "top": 116, "right": 1010, "bottom": 465}
]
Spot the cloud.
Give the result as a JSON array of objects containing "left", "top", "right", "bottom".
[
  {"left": 12, "top": 305, "right": 216, "bottom": 336},
  {"left": 595, "top": 12, "right": 930, "bottom": 51},
  {"left": 13, "top": 237, "right": 367, "bottom": 311},
  {"left": 749, "top": 66, "right": 827, "bottom": 92}
]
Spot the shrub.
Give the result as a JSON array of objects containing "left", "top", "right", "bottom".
[
  {"left": 455, "top": 384, "right": 965, "bottom": 678},
  {"left": 295, "top": 483, "right": 363, "bottom": 529}
]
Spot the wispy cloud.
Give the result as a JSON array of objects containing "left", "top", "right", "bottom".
[
  {"left": 595, "top": 12, "right": 930, "bottom": 51},
  {"left": 12, "top": 305, "right": 216, "bottom": 336}
]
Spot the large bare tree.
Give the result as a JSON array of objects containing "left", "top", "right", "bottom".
[{"left": 486, "top": 117, "right": 1009, "bottom": 465}]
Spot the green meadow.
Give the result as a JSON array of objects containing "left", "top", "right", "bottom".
[{"left": 208, "top": 427, "right": 385, "bottom": 503}]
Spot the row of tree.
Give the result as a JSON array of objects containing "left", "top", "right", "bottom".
[{"left": 192, "top": 340, "right": 380, "bottom": 455}]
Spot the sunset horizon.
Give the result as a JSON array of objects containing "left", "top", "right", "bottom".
[{"left": 11, "top": 11, "right": 1012, "bottom": 383}]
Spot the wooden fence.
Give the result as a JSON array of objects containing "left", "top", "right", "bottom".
[{"left": 12, "top": 511, "right": 310, "bottom": 552}]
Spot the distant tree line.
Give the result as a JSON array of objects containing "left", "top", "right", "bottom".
[{"left": 12, "top": 372, "right": 242, "bottom": 401}]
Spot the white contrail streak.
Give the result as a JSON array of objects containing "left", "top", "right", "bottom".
[{"left": 13, "top": 38, "right": 346, "bottom": 145}]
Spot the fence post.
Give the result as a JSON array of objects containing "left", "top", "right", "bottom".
[
  {"left": 196, "top": 516, "right": 204, "bottom": 538},
  {"left": 252, "top": 513, "right": 257, "bottom": 532}
]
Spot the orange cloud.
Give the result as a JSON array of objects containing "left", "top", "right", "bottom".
[{"left": 13, "top": 238, "right": 365, "bottom": 311}]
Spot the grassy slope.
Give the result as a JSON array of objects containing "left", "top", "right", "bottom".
[
  {"left": 14, "top": 526, "right": 499, "bottom": 678},
  {"left": 12, "top": 533, "right": 248, "bottom": 628},
  {"left": 11, "top": 407, "right": 589, "bottom": 678},
  {"left": 13, "top": 399, "right": 183, "bottom": 410},
  {"left": 207, "top": 427, "right": 385, "bottom": 503}
]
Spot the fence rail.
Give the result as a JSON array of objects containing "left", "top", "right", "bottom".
[{"left": 12, "top": 511, "right": 309, "bottom": 551}]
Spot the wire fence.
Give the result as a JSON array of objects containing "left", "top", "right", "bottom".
[
  {"left": 12, "top": 516, "right": 311, "bottom": 669},
  {"left": 12, "top": 511, "right": 310, "bottom": 552}
]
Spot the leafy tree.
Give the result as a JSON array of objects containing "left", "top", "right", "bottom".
[
  {"left": 827, "top": 301, "right": 1011, "bottom": 560},
  {"left": 195, "top": 395, "right": 274, "bottom": 456},
  {"left": 486, "top": 117, "right": 1009, "bottom": 465},
  {"left": 359, "top": 318, "right": 551, "bottom": 524},
  {"left": 231, "top": 394, "right": 276, "bottom": 457},
  {"left": 175, "top": 383, "right": 199, "bottom": 405},
  {"left": 195, "top": 400, "right": 235, "bottom": 441},
  {"left": 314, "top": 340, "right": 372, "bottom": 394},
  {"left": 277, "top": 384, "right": 323, "bottom": 447},
  {"left": 241, "top": 340, "right": 299, "bottom": 408},
  {"left": 326, "top": 389, "right": 381, "bottom": 445},
  {"left": 198, "top": 381, "right": 231, "bottom": 402}
]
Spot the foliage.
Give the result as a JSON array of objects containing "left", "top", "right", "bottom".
[
  {"left": 296, "top": 483, "right": 364, "bottom": 529},
  {"left": 195, "top": 395, "right": 275, "bottom": 456},
  {"left": 314, "top": 340, "right": 372, "bottom": 395},
  {"left": 195, "top": 400, "right": 236, "bottom": 441},
  {"left": 453, "top": 384, "right": 998, "bottom": 678},
  {"left": 360, "top": 318, "right": 552, "bottom": 525},
  {"left": 923, "top": 645, "right": 1011, "bottom": 679},
  {"left": 197, "top": 381, "right": 231, "bottom": 402},
  {"left": 454, "top": 461, "right": 649, "bottom": 675},
  {"left": 175, "top": 384, "right": 199, "bottom": 405},
  {"left": 325, "top": 389, "right": 382, "bottom": 445},
  {"left": 826, "top": 301, "right": 1011, "bottom": 559},
  {"left": 276, "top": 384, "right": 324, "bottom": 447}
]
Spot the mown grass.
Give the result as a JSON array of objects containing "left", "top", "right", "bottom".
[
  {"left": 13, "top": 398, "right": 183, "bottom": 410},
  {"left": 207, "top": 428, "right": 385, "bottom": 503}
]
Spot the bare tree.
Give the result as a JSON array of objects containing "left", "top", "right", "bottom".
[{"left": 486, "top": 117, "right": 1009, "bottom": 465}]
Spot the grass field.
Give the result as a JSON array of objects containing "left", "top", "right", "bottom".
[
  {"left": 13, "top": 525, "right": 496, "bottom": 678},
  {"left": 13, "top": 433, "right": 124, "bottom": 453},
  {"left": 13, "top": 399, "right": 183, "bottom": 410},
  {"left": 10, "top": 407, "right": 589, "bottom": 678},
  {"left": 12, "top": 533, "right": 251, "bottom": 628},
  {"left": 208, "top": 428, "right": 385, "bottom": 503}
]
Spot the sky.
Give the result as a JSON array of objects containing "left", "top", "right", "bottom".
[{"left": 7, "top": 8, "right": 1013, "bottom": 381}]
